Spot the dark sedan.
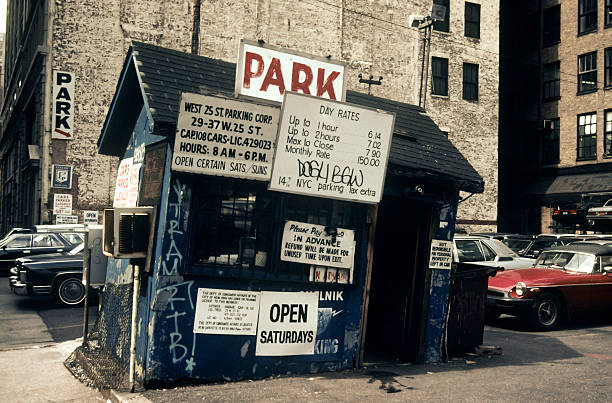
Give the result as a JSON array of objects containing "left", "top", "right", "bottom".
[
  {"left": 9, "top": 243, "right": 86, "bottom": 306},
  {"left": 487, "top": 244, "right": 612, "bottom": 330},
  {"left": 0, "top": 231, "right": 77, "bottom": 274}
]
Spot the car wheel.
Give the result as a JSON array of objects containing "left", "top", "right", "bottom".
[
  {"left": 530, "top": 293, "right": 562, "bottom": 330},
  {"left": 55, "top": 276, "right": 85, "bottom": 306}
]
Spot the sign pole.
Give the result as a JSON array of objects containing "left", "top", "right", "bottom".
[{"left": 81, "top": 231, "right": 91, "bottom": 347}]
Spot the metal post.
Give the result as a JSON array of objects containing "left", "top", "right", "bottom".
[
  {"left": 422, "top": 24, "right": 433, "bottom": 110},
  {"left": 418, "top": 27, "right": 427, "bottom": 108},
  {"left": 129, "top": 263, "right": 140, "bottom": 393},
  {"left": 82, "top": 231, "right": 91, "bottom": 347}
]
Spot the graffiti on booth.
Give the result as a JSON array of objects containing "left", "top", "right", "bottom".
[{"left": 162, "top": 179, "right": 188, "bottom": 276}]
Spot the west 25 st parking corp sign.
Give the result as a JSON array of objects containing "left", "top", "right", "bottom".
[{"left": 235, "top": 40, "right": 346, "bottom": 104}]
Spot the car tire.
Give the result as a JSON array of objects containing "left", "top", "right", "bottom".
[
  {"left": 530, "top": 292, "right": 563, "bottom": 331},
  {"left": 55, "top": 276, "right": 86, "bottom": 306}
]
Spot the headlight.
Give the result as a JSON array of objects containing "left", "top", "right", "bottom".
[{"left": 515, "top": 282, "right": 526, "bottom": 296}]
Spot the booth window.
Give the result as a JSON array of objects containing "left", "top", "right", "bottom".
[
  {"left": 189, "top": 178, "right": 275, "bottom": 275},
  {"left": 188, "top": 178, "right": 364, "bottom": 284}
]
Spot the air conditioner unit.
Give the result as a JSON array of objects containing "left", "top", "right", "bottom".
[
  {"left": 542, "top": 119, "right": 553, "bottom": 130},
  {"left": 103, "top": 207, "right": 154, "bottom": 258}
]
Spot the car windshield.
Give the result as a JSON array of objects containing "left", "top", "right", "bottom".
[
  {"left": 534, "top": 251, "right": 595, "bottom": 273},
  {"left": 503, "top": 239, "right": 531, "bottom": 253},
  {"left": 68, "top": 243, "right": 85, "bottom": 255}
]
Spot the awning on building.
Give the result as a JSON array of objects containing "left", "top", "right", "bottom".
[{"left": 526, "top": 172, "right": 612, "bottom": 204}]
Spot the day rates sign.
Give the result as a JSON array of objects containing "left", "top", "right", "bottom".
[
  {"left": 269, "top": 92, "right": 394, "bottom": 203},
  {"left": 172, "top": 93, "right": 280, "bottom": 180}
]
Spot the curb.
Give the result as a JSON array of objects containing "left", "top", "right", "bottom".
[{"left": 105, "top": 389, "right": 152, "bottom": 403}]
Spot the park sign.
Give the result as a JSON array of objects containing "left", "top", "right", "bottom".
[
  {"left": 235, "top": 40, "right": 346, "bottom": 104},
  {"left": 268, "top": 92, "right": 395, "bottom": 204},
  {"left": 172, "top": 93, "right": 280, "bottom": 180}
]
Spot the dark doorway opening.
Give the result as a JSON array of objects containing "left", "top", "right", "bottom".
[{"left": 363, "top": 196, "right": 433, "bottom": 363}]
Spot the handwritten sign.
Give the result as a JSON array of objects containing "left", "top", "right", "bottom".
[
  {"left": 193, "top": 288, "right": 260, "bottom": 335},
  {"left": 269, "top": 92, "right": 394, "bottom": 203},
  {"left": 53, "top": 194, "right": 72, "bottom": 215},
  {"left": 113, "top": 158, "right": 132, "bottom": 207},
  {"left": 172, "top": 93, "right": 280, "bottom": 180},
  {"left": 256, "top": 291, "right": 318, "bottom": 356},
  {"left": 429, "top": 240, "right": 453, "bottom": 269},
  {"left": 281, "top": 221, "right": 354, "bottom": 269}
]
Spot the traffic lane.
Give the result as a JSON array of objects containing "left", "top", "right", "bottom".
[{"left": 0, "top": 279, "right": 98, "bottom": 347}]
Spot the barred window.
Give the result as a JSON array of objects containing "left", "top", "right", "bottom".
[
  {"left": 464, "top": 3, "right": 480, "bottom": 39},
  {"left": 431, "top": 57, "right": 449, "bottom": 96},
  {"left": 543, "top": 62, "right": 560, "bottom": 101},
  {"left": 462, "top": 62, "right": 479, "bottom": 101},
  {"left": 188, "top": 178, "right": 364, "bottom": 284},
  {"left": 578, "top": 52, "right": 597, "bottom": 94},
  {"left": 577, "top": 112, "right": 597, "bottom": 160},
  {"left": 578, "top": 0, "right": 597, "bottom": 35}
]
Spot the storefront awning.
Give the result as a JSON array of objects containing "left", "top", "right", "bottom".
[
  {"left": 526, "top": 172, "right": 612, "bottom": 203},
  {"left": 98, "top": 41, "right": 484, "bottom": 194}
]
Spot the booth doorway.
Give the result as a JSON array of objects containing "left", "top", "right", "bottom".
[{"left": 363, "top": 196, "right": 433, "bottom": 363}]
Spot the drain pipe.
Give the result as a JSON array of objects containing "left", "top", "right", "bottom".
[
  {"left": 129, "top": 262, "right": 141, "bottom": 393},
  {"left": 191, "top": 0, "right": 202, "bottom": 55}
]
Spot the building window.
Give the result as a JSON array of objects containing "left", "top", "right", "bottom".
[
  {"left": 543, "top": 5, "right": 561, "bottom": 46},
  {"left": 606, "top": 47, "right": 612, "bottom": 88},
  {"left": 464, "top": 3, "right": 480, "bottom": 39},
  {"left": 433, "top": 0, "right": 449, "bottom": 32},
  {"left": 431, "top": 57, "right": 448, "bottom": 96},
  {"left": 606, "top": 0, "right": 612, "bottom": 27},
  {"left": 578, "top": 52, "right": 597, "bottom": 94},
  {"left": 578, "top": 0, "right": 597, "bottom": 34},
  {"left": 605, "top": 110, "right": 612, "bottom": 157},
  {"left": 543, "top": 62, "right": 560, "bottom": 101},
  {"left": 462, "top": 62, "right": 478, "bottom": 101},
  {"left": 577, "top": 112, "right": 597, "bottom": 160},
  {"left": 542, "top": 118, "right": 560, "bottom": 164}
]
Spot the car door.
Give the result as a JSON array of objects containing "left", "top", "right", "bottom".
[
  {"left": 31, "top": 233, "right": 70, "bottom": 255},
  {"left": 588, "top": 254, "right": 612, "bottom": 310},
  {"left": 0, "top": 234, "right": 33, "bottom": 271}
]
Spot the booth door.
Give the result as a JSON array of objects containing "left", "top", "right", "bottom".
[{"left": 363, "top": 196, "right": 433, "bottom": 363}]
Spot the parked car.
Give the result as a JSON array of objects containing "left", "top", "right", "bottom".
[
  {"left": 0, "top": 231, "right": 79, "bottom": 274},
  {"left": 471, "top": 233, "right": 534, "bottom": 254},
  {"left": 453, "top": 236, "right": 535, "bottom": 270},
  {"left": 586, "top": 199, "right": 612, "bottom": 231},
  {"left": 487, "top": 243, "right": 612, "bottom": 330},
  {"left": 9, "top": 243, "right": 86, "bottom": 306}
]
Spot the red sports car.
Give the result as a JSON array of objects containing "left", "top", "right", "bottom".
[{"left": 487, "top": 244, "right": 612, "bottom": 330}]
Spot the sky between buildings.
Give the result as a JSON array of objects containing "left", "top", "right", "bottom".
[{"left": 0, "top": 0, "right": 6, "bottom": 33}]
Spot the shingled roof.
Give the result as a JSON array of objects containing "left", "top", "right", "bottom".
[{"left": 99, "top": 41, "right": 484, "bottom": 193}]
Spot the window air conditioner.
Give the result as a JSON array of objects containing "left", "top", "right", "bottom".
[
  {"left": 103, "top": 207, "right": 154, "bottom": 258},
  {"left": 542, "top": 119, "right": 553, "bottom": 130}
]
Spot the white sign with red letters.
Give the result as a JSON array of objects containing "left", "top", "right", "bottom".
[{"left": 235, "top": 40, "right": 346, "bottom": 104}]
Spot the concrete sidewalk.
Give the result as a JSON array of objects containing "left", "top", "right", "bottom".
[{"left": 0, "top": 339, "right": 103, "bottom": 403}]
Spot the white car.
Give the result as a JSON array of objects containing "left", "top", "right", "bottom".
[{"left": 453, "top": 235, "right": 535, "bottom": 270}]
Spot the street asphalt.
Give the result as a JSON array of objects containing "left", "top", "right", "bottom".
[{"left": 2, "top": 318, "right": 612, "bottom": 402}]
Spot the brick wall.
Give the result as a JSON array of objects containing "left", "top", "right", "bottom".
[{"left": 49, "top": 0, "right": 499, "bottom": 229}]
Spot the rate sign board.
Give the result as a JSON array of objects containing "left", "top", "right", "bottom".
[
  {"left": 172, "top": 93, "right": 280, "bottom": 180},
  {"left": 268, "top": 92, "right": 394, "bottom": 203}
]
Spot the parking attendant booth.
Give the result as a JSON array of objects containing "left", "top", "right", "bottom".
[{"left": 96, "top": 42, "right": 483, "bottom": 385}]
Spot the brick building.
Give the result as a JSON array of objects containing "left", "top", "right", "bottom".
[
  {"left": 1, "top": 0, "right": 499, "bottom": 233},
  {"left": 500, "top": 0, "right": 612, "bottom": 234}
]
